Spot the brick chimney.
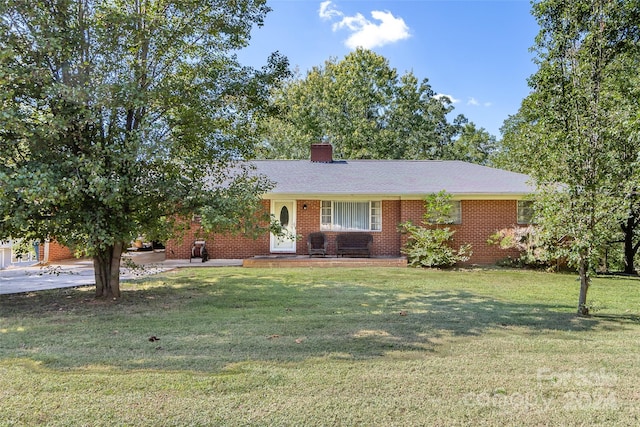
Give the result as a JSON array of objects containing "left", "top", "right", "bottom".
[{"left": 310, "top": 142, "right": 333, "bottom": 163}]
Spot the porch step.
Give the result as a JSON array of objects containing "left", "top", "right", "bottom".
[{"left": 242, "top": 256, "right": 407, "bottom": 268}]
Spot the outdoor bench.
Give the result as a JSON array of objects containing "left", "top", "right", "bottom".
[{"left": 336, "top": 233, "right": 373, "bottom": 257}]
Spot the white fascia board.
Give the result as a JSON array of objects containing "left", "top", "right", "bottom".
[
  {"left": 262, "top": 193, "right": 402, "bottom": 200},
  {"left": 426, "top": 193, "right": 534, "bottom": 201},
  {"left": 262, "top": 192, "right": 532, "bottom": 201}
]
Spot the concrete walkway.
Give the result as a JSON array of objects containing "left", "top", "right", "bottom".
[{"left": 0, "top": 252, "right": 242, "bottom": 295}]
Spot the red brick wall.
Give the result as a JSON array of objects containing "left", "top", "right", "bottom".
[
  {"left": 165, "top": 201, "right": 272, "bottom": 259},
  {"left": 399, "top": 199, "right": 521, "bottom": 264},
  {"left": 166, "top": 226, "right": 271, "bottom": 259},
  {"left": 400, "top": 199, "right": 426, "bottom": 255},
  {"left": 166, "top": 198, "right": 522, "bottom": 265},
  {"left": 46, "top": 241, "right": 74, "bottom": 262},
  {"left": 454, "top": 200, "right": 521, "bottom": 264},
  {"left": 294, "top": 200, "right": 400, "bottom": 257},
  {"left": 378, "top": 200, "right": 402, "bottom": 256}
]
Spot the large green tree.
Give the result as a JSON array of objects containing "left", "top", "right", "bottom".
[
  {"left": 0, "top": 0, "right": 289, "bottom": 298},
  {"left": 497, "top": 0, "right": 640, "bottom": 315},
  {"left": 446, "top": 121, "right": 496, "bottom": 165},
  {"left": 606, "top": 52, "right": 640, "bottom": 274},
  {"left": 258, "top": 48, "right": 490, "bottom": 161}
]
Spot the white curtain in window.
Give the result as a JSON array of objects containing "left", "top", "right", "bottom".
[{"left": 334, "top": 201, "right": 370, "bottom": 231}]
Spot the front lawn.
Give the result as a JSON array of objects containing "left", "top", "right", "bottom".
[{"left": 1, "top": 267, "right": 639, "bottom": 425}]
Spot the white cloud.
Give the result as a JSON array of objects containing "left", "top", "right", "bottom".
[
  {"left": 319, "top": 1, "right": 342, "bottom": 20},
  {"left": 319, "top": 2, "right": 410, "bottom": 50},
  {"left": 434, "top": 94, "right": 460, "bottom": 104},
  {"left": 467, "top": 97, "right": 493, "bottom": 108}
]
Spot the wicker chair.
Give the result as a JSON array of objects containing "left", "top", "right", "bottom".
[{"left": 307, "top": 232, "right": 327, "bottom": 257}]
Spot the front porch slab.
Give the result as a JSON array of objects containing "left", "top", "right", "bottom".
[{"left": 242, "top": 256, "right": 407, "bottom": 268}]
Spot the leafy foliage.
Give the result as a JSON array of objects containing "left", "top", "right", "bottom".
[
  {"left": 0, "top": 0, "right": 289, "bottom": 297},
  {"left": 448, "top": 122, "right": 497, "bottom": 165},
  {"left": 258, "top": 48, "right": 494, "bottom": 162},
  {"left": 488, "top": 225, "right": 557, "bottom": 269},
  {"left": 496, "top": 0, "right": 640, "bottom": 314},
  {"left": 399, "top": 191, "right": 472, "bottom": 268}
]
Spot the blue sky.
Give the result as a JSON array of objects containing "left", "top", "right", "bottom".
[{"left": 237, "top": 0, "right": 541, "bottom": 138}]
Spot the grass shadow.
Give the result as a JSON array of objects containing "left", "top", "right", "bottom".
[{"left": 0, "top": 268, "right": 631, "bottom": 372}]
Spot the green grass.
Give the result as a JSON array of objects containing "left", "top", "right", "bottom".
[{"left": 1, "top": 267, "right": 640, "bottom": 426}]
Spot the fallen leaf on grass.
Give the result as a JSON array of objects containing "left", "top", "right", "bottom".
[
  {"left": 267, "top": 334, "right": 280, "bottom": 339},
  {"left": 399, "top": 311, "right": 407, "bottom": 316}
]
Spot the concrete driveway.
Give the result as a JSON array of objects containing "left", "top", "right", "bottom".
[{"left": 0, "top": 252, "right": 242, "bottom": 295}]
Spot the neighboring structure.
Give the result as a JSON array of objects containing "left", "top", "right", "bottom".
[
  {"left": 0, "top": 240, "right": 12, "bottom": 269},
  {"left": 166, "top": 143, "right": 535, "bottom": 265},
  {"left": 42, "top": 241, "right": 75, "bottom": 263},
  {"left": 0, "top": 239, "right": 74, "bottom": 269}
]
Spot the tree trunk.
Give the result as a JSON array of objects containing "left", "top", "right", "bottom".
[
  {"left": 93, "top": 242, "right": 124, "bottom": 299},
  {"left": 577, "top": 258, "right": 590, "bottom": 316},
  {"left": 622, "top": 215, "right": 638, "bottom": 275}
]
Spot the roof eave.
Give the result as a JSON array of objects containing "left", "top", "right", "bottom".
[{"left": 262, "top": 192, "right": 534, "bottom": 200}]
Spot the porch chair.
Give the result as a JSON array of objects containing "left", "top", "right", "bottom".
[
  {"left": 190, "top": 240, "right": 208, "bottom": 263},
  {"left": 307, "top": 232, "right": 327, "bottom": 257}
]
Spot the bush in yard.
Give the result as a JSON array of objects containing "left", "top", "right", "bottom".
[
  {"left": 488, "top": 225, "right": 562, "bottom": 270},
  {"left": 399, "top": 191, "right": 472, "bottom": 268}
]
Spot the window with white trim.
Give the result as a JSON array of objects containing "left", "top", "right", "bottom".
[
  {"left": 320, "top": 201, "right": 382, "bottom": 231},
  {"left": 517, "top": 200, "right": 534, "bottom": 224}
]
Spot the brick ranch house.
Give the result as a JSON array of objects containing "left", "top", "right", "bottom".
[{"left": 165, "top": 144, "right": 535, "bottom": 265}]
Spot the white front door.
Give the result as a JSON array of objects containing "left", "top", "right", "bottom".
[{"left": 270, "top": 200, "right": 296, "bottom": 253}]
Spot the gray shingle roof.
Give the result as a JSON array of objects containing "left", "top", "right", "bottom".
[{"left": 250, "top": 160, "right": 534, "bottom": 198}]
